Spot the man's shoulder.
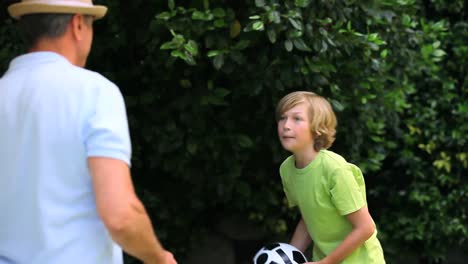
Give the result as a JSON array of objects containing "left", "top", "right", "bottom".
[
  {"left": 72, "top": 66, "right": 114, "bottom": 85},
  {"left": 66, "top": 66, "right": 122, "bottom": 96}
]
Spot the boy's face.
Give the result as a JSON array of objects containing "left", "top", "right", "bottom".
[{"left": 277, "top": 102, "right": 314, "bottom": 154}]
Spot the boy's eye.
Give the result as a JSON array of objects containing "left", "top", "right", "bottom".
[
  {"left": 279, "top": 116, "right": 286, "bottom": 121},
  {"left": 294, "top": 117, "right": 302, "bottom": 121}
]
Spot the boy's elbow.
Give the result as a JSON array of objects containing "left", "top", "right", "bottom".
[{"left": 363, "top": 223, "right": 375, "bottom": 239}]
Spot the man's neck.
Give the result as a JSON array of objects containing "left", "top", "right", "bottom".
[{"left": 29, "top": 38, "right": 80, "bottom": 67}]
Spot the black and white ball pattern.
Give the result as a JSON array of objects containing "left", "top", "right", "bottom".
[{"left": 253, "top": 242, "right": 308, "bottom": 264}]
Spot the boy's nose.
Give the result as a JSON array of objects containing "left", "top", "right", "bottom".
[{"left": 282, "top": 119, "right": 291, "bottom": 130}]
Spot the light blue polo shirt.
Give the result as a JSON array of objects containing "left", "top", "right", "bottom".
[{"left": 0, "top": 52, "right": 131, "bottom": 264}]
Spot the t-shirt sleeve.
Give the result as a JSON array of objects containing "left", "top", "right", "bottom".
[
  {"left": 280, "top": 164, "right": 297, "bottom": 208},
  {"left": 83, "top": 82, "right": 132, "bottom": 166},
  {"left": 329, "top": 166, "right": 366, "bottom": 215},
  {"left": 282, "top": 180, "right": 297, "bottom": 208}
]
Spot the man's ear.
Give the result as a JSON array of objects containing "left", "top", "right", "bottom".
[{"left": 70, "top": 14, "right": 85, "bottom": 41}]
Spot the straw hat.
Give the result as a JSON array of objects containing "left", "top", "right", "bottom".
[{"left": 8, "top": 0, "right": 107, "bottom": 20}]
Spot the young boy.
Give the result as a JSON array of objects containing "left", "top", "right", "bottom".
[{"left": 276, "top": 91, "right": 385, "bottom": 263}]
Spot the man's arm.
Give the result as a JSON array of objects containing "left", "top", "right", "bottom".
[
  {"left": 88, "top": 157, "right": 176, "bottom": 264},
  {"left": 290, "top": 217, "right": 312, "bottom": 252}
]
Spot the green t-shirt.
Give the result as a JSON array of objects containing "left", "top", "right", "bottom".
[{"left": 280, "top": 150, "right": 385, "bottom": 263}]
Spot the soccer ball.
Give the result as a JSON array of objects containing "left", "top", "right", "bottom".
[{"left": 253, "top": 242, "right": 308, "bottom": 264}]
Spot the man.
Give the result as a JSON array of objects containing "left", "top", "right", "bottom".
[{"left": 0, "top": 1, "right": 177, "bottom": 264}]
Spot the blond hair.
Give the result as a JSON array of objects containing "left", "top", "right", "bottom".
[{"left": 276, "top": 91, "right": 337, "bottom": 151}]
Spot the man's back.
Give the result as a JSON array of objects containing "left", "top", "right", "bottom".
[{"left": 0, "top": 51, "right": 129, "bottom": 264}]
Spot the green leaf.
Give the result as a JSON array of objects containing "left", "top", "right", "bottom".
[
  {"left": 295, "top": 0, "right": 311, "bottom": 7},
  {"left": 318, "top": 17, "right": 333, "bottom": 25},
  {"left": 255, "top": 0, "right": 266, "bottom": 7},
  {"left": 293, "top": 38, "right": 312, "bottom": 52},
  {"left": 252, "top": 21, "right": 265, "bottom": 31},
  {"left": 267, "top": 28, "right": 277, "bottom": 43},
  {"left": 233, "top": 40, "right": 250, "bottom": 50},
  {"left": 155, "top": 11, "right": 173, "bottom": 21},
  {"left": 172, "top": 34, "right": 186, "bottom": 45},
  {"left": 421, "top": 44, "right": 433, "bottom": 58},
  {"left": 268, "top": 11, "right": 281, "bottom": 24},
  {"left": 192, "top": 10, "right": 213, "bottom": 21},
  {"left": 170, "top": 50, "right": 187, "bottom": 60},
  {"left": 433, "top": 49, "right": 446, "bottom": 57},
  {"left": 171, "top": 50, "right": 196, "bottom": 66},
  {"left": 402, "top": 14, "right": 412, "bottom": 26},
  {"left": 212, "top": 8, "right": 226, "bottom": 18},
  {"left": 380, "top": 49, "right": 388, "bottom": 58},
  {"left": 288, "top": 18, "right": 303, "bottom": 30},
  {"left": 367, "top": 33, "right": 386, "bottom": 45},
  {"left": 319, "top": 27, "right": 328, "bottom": 36},
  {"left": 160, "top": 41, "right": 180, "bottom": 50},
  {"left": 184, "top": 56, "right": 196, "bottom": 66},
  {"left": 288, "top": 29, "right": 302, "bottom": 38},
  {"left": 187, "top": 143, "right": 198, "bottom": 154},
  {"left": 213, "top": 54, "right": 224, "bottom": 69},
  {"left": 230, "top": 20, "right": 241, "bottom": 38},
  {"left": 214, "top": 19, "right": 225, "bottom": 28},
  {"left": 214, "top": 88, "right": 231, "bottom": 97},
  {"left": 179, "top": 79, "right": 192, "bottom": 88},
  {"left": 207, "top": 50, "right": 224, "bottom": 57},
  {"left": 201, "top": 95, "right": 227, "bottom": 106},
  {"left": 330, "top": 99, "right": 344, "bottom": 111},
  {"left": 203, "top": 0, "right": 209, "bottom": 9},
  {"left": 184, "top": 40, "right": 199, "bottom": 56},
  {"left": 284, "top": 39, "right": 293, "bottom": 51},
  {"left": 238, "top": 135, "right": 253, "bottom": 148},
  {"left": 168, "top": 0, "right": 175, "bottom": 10}
]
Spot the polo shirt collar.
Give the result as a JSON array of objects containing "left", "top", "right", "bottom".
[{"left": 9, "top": 51, "right": 70, "bottom": 70}]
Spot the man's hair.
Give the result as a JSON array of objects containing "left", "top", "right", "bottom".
[
  {"left": 276, "top": 91, "right": 337, "bottom": 151},
  {"left": 18, "top": 13, "right": 74, "bottom": 48},
  {"left": 18, "top": 13, "right": 94, "bottom": 48}
]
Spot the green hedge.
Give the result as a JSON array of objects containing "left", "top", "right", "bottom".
[{"left": 1, "top": 0, "right": 466, "bottom": 263}]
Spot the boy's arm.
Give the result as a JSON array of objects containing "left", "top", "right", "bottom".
[
  {"left": 311, "top": 206, "right": 374, "bottom": 264},
  {"left": 290, "top": 217, "right": 312, "bottom": 252},
  {"left": 88, "top": 157, "right": 177, "bottom": 264}
]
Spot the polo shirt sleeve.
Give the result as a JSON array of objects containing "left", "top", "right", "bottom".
[
  {"left": 329, "top": 165, "right": 366, "bottom": 215},
  {"left": 83, "top": 81, "right": 132, "bottom": 166}
]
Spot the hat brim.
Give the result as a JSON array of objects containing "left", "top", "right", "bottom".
[{"left": 8, "top": 3, "right": 107, "bottom": 20}]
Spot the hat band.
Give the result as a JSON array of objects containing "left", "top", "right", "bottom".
[{"left": 21, "top": 0, "right": 94, "bottom": 8}]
